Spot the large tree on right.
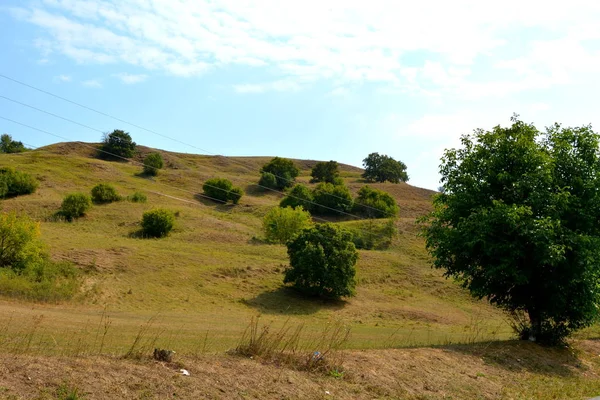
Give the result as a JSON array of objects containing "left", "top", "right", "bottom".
[{"left": 422, "top": 115, "right": 600, "bottom": 344}]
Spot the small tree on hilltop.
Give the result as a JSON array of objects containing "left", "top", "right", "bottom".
[
  {"left": 353, "top": 186, "right": 399, "bottom": 218},
  {"left": 280, "top": 184, "right": 314, "bottom": 212},
  {"left": 421, "top": 115, "right": 600, "bottom": 344},
  {"left": 263, "top": 206, "right": 313, "bottom": 244},
  {"left": 362, "top": 153, "right": 408, "bottom": 183},
  {"left": 101, "top": 129, "right": 136, "bottom": 159},
  {"left": 310, "top": 161, "right": 340, "bottom": 184},
  {"left": 143, "top": 152, "right": 164, "bottom": 176},
  {"left": 260, "top": 157, "right": 299, "bottom": 190},
  {"left": 0, "top": 134, "right": 26, "bottom": 154},
  {"left": 285, "top": 224, "right": 358, "bottom": 299}
]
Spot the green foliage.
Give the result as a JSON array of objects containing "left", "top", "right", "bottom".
[
  {"left": 362, "top": 153, "right": 408, "bottom": 183},
  {"left": 260, "top": 157, "right": 299, "bottom": 190},
  {"left": 127, "top": 191, "right": 147, "bottom": 203},
  {"left": 421, "top": 115, "right": 600, "bottom": 344},
  {"left": 60, "top": 193, "right": 92, "bottom": 221},
  {"left": 0, "top": 213, "right": 45, "bottom": 272},
  {"left": 90, "top": 183, "right": 121, "bottom": 204},
  {"left": 352, "top": 186, "right": 399, "bottom": 218},
  {"left": 143, "top": 152, "right": 164, "bottom": 176},
  {"left": 203, "top": 178, "right": 243, "bottom": 204},
  {"left": 141, "top": 209, "right": 175, "bottom": 238},
  {"left": 0, "top": 134, "right": 26, "bottom": 153},
  {"left": 312, "top": 182, "right": 353, "bottom": 216},
  {"left": 0, "top": 167, "right": 38, "bottom": 198},
  {"left": 263, "top": 206, "right": 313, "bottom": 244},
  {"left": 310, "top": 161, "right": 340, "bottom": 183},
  {"left": 346, "top": 218, "right": 397, "bottom": 250},
  {"left": 280, "top": 184, "right": 314, "bottom": 211},
  {"left": 258, "top": 172, "right": 278, "bottom": 189},
  {"left": 285, "top": 224, "right": 358, "bottom": 299},
  {"left": 101, "top": 129, "right": 136, "bottom": 159}
]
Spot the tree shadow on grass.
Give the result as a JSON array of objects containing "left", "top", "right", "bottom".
[
  {"left": 241, "top": 286, "right": 347, "bottom": 315},
  {"left": 444, "top": 340, "right": 584, "bottom": 377},
  {"left": 244, "top": 184, "right": 274, "bottom": 197},
  {"left": 193, "top": 193, "right": 236, "bottom": 212}
]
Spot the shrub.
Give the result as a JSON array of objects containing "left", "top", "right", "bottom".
[
  {"left": 91, "top": 183, "right": 121, "bottom": 204},
  {"left": 346, "top": 218, "right": 397, "bottom": 250},
  {"left": 310, "top": 161, "right": 339, "bottom": 183},
  {"left": 127, "top": 191, "right": 147, "bottom": 203},
  {"left": 143, "top": 152, "right": 164, "bottom": 176},
  {"left": 263, "top": 206, "right": 313, "bottom": 244},
  {"left": 0, "top": 167, "right": 38, "bottom": 198},
  {"left": 60, "top": 193, "right": 92, "bottom": 221},
  {"left": 280, "top": 184, "right": 314, "bottom": 211},
  {"left": 141, "top": 209, "right": 175, "bottom": 238},
  {"left": 203, "top": 178, "right": 243, "bottom": 204},
  {"left": 352, "top": 186, "right": 399, "bottom": 218},
  {"left": 0, "top": 213, "right": 45, "bottom": 272},
  {"left": 312, "top": 182, "right": 353, "bottom": 216},
  {"left": 258, "top": 172, "right": 278, "bottom": 190},
  {"left": 260, "top": 157, "right": 299, "bottom": 190},
  {"left": 285, "top": 224, "right": 358, "bottom": 299},
  {"left": 101, "top": 129, "right": 136, "bottom": 159}
]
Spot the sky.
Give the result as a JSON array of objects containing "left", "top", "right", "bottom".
[{"left": 2, "top": 1, "right": 600, "bottom": 190}]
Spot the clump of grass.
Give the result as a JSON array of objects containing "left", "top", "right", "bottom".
[
  {"left": 127, "top": 191, "right": 147, "bottom": 203},
  {"left": 56, "top": 383, "right": 86, "bottom": 400},
  {"left": 123, "top": 315, "right": 163, "bottom": 360}
]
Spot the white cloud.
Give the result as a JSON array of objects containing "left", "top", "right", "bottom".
[
  {"left": 113, "top": 73, "right": 148, "bottom": 84},
  {"left": 7, "top": 0, "right": 600, "bottom": 96},
  {"left": 327, "top": 87, "right": 350, "bottom": 97},
  {"left": 81, "top": 79, "right": 102, "bottom": 88},
  {"left": 54, "top": 74, "right": 71, "bottom": 82}
]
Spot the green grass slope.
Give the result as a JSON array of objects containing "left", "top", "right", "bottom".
[{"left": 0, "top": 143, "right": 512, "bottom": 355}]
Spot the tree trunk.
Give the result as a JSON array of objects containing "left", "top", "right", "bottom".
[{"left": 528, "top": 309, "right": 542, "bottom": 342}]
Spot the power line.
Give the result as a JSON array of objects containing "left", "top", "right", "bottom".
[
  {"left": 0, "top": 73, "right": 397, "bottom": 218},
  {"left": 3, "top": 115, "right": 393, "bottom": 243}
]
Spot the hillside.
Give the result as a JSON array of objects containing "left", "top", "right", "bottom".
[{"left": 3, "top": 143, "right": 600, "bottom": 398}]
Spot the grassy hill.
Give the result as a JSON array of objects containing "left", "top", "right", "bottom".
[{"left": 2, "top": 143, "right": 600, "bottom": 398}]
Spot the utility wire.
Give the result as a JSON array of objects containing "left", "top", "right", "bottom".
[{"left": 0, "top": 73, "right": 397, "bottom": 218}]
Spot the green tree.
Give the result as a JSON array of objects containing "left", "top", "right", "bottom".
[
  {"left": 101, "top": 129, "right": 136, "bottom": 159},
  {"left": 202, "top": 178, "right": 243, "bottom": 204},
  {"left": 362, "top": 153, "right": 408, "bottom": 183},
  {"left": 280, "top": 184, "right": 314, "bottom": 211},
  {"left": 285, "top": 224, "right": 358, "bottom": 299},
  {"left": 352, "top": 186, "right": 398, "bottom": 218},
  {"left": 421, "top": 115, "right": 600, "bottom": 344},
  {"left": 0, "top": 134, "right": 26, "bottom": 153},
  {"left": 263, "top": 206, "right": 313, "bottom": 244},
  {"left": 91, "top": 183, "right": 121, "bottom": 204},
  {"left": 312, "top": 182, "right": 353, "bottom": 216},
  {"left": 143, "top": 152, "right": 164, "bottom": 176},
  {"left": 0, "top": 213, "right": 45, "bottom": 272},
  {"left": 0, "top": 168, "right": 38, "bottom": 198},
  {"left": 260, "top": 157, "right": 299, "bottom": 190},
  {"left": 141, "top": 209, "right": 175, "bottom": 238},
  {"left": 258, "top": 172, "right": 278, "bottom": 189},
  {"left": 310, "top": 161, "right": 340, "bottom": 184},
  {"left": 60, "top": 193, "right": 92, "bottom": 221}
]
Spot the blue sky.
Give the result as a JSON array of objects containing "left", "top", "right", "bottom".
[{"left": 2, "top": 1, "right": 600, "bottom": 190}]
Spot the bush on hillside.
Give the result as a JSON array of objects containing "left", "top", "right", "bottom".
[
  {"left": 310, "top": 161, "right": 340, "bottom": 184},
  {"left": 285, "top": 224, "right": 358, "bottom": 299},
  {"left": 312, "top": 182, "right": 353, "bottom": 216},
  {"left": 60, "top": 193, "right": 92, "bottom": 221},
  {"left": 260, "top": 157, "right": 299, "bottom": 190},
  {"left": 0, "top": 167, "right": 38, "bottom": 198},
  {"left": 141, "top": 209, "right": 175, "bottom": 238},
  {"left": 203, "top": 178, "right": 244, "bottom": 204},
  {"left": 143, "top": 152, "right": 164, "bottom": 176},
  {"left": 280, "top": 184, "right": 314, "bottom": 211},
  {"left": 258, "top": 172, "right": 278, "bottom": 190},
  {"left": 91, "top": 183, "right": 122, "bottom": 204},
  {"left": 127, "top": 191, "right": 147, "bottom": 203},
  {"left": 352, "top": 186, "right": 399, "bottom": 218},
  {"left": 263, "top": 206, "right": 313, "bottom": 244},
  {"left": 100, "top": 129, "right": 136, "bottom": 159},
  {"left": 0, "top": 134, "right": 26, "bottom": 154},
  {"left": 0, "top": 213, "right": 45, "bottom": 272}
]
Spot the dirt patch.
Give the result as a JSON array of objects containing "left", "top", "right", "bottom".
[{"left": 52, "top": 247, "right": 132, "bottom": 272}]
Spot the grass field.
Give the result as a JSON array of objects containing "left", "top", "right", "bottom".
[{"left": 2, "top": 143, "right": 600, "bottom": 398}]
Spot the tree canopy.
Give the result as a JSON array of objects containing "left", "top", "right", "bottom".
[
  {"left": 310, "top": 161, "right": 340, "bottom": 184},
  {"left": 260, "top": 157, "right": 299, "bottom": 190},
  {"left": 362, "top": 153, "right": 408, "bottom": 183},
  {"left": 0, "top": 134, "right": 26, "bottom": 154},
  {"left": 421, "top": 115, "right": 600, "bottom": 344},
  {"left": 101, "top": 129, "right": 136, "bottom": 159}
]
